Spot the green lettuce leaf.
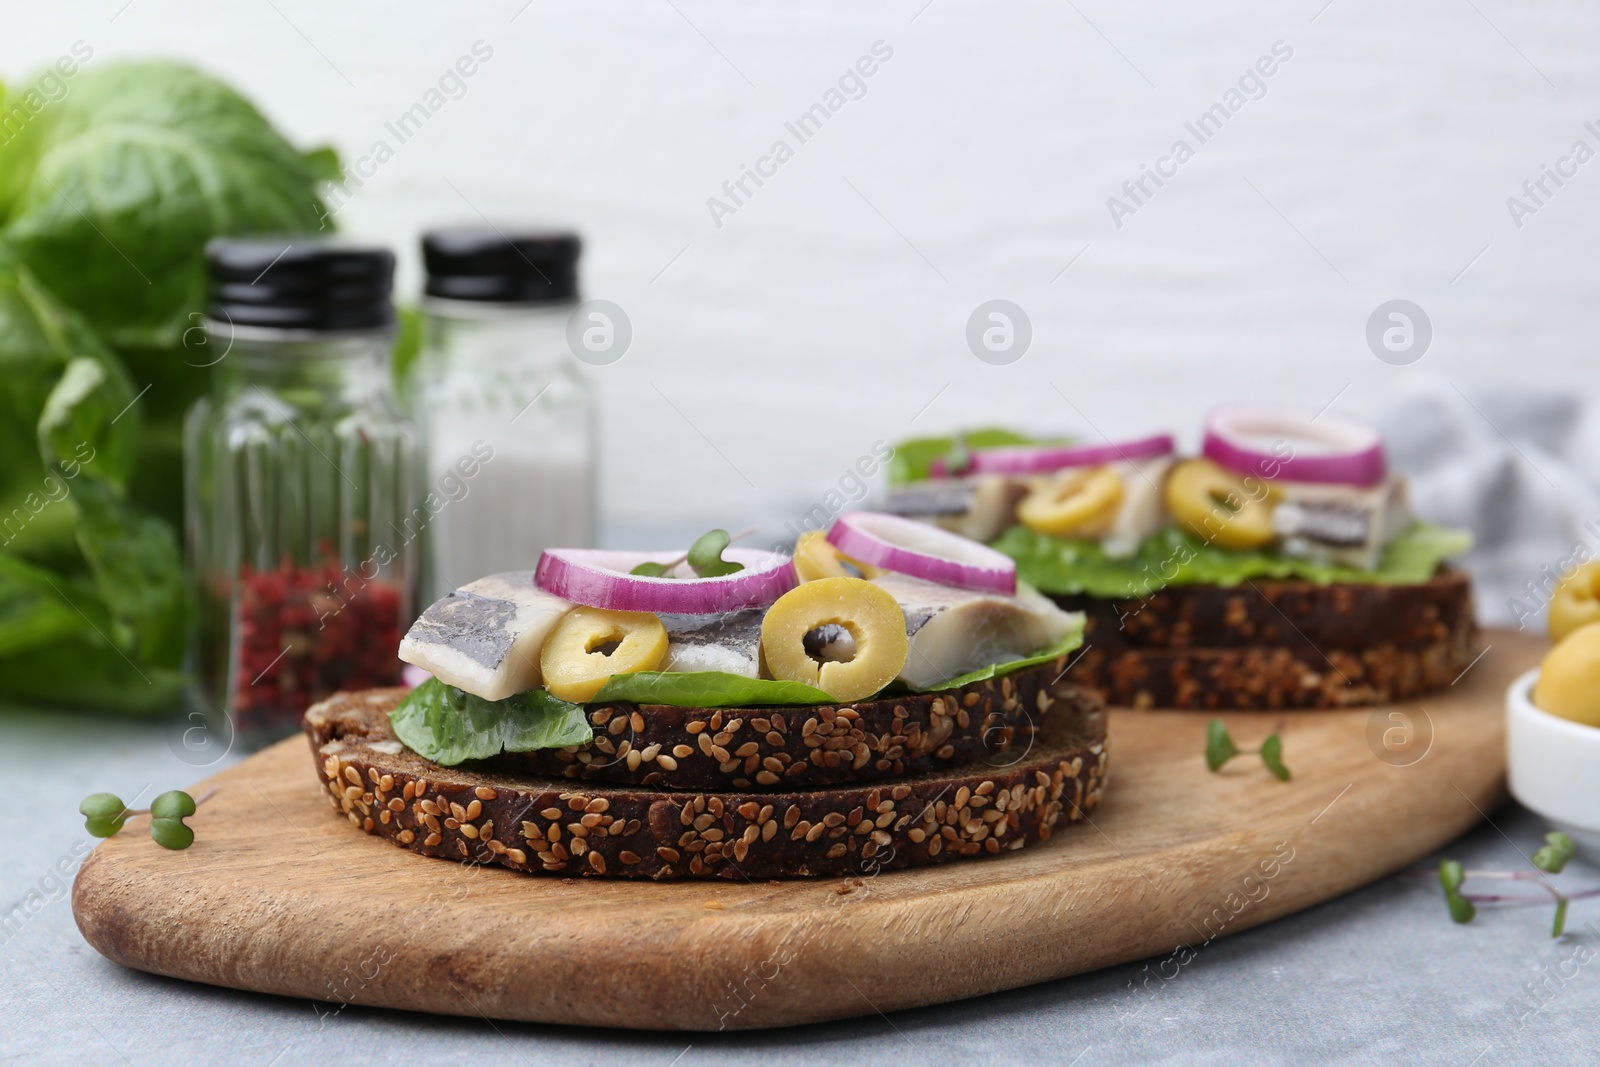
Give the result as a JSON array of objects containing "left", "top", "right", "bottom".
[
  {"left": 0, "top": 553, "right": 97, "bottom": 657},
  {"left": 0, "top": 265, "right": 121, "bottom": 562},
  {"left": 0, "top": 62, "right": 337, "bottom": 715},
  {"left": 63, "top": 480, "right": 186, "bottom": 667},
  {"left": 0, "top": 265, "right": 186, "bottom": 710},
  {"left": 37, "top": 357, "right": 185, "bottom": 668},
  {"left": 908, "top": 614, "right": 1086, "bottom": 692},
  {"left": 0, "top": 632, "right": 187, "bottom": 714},
  {"left": 993, "top": 522, "right": 1474, "bottom": 598},
  {"left": 390, "top": 677, "right": 594, "bottom": 766},
  {"left": 889, "top": 429, "right": 1047, "bottom": 486},
  {"left": 591, "top": 672, "right": 833, "bottom": 708},
  {"left": 300, "top": 145, "right": 344, "bottom": 184},
  {"left": 36, "top": 356, "right": 137, "bottom": 488},
  {"left": 0, "top": 61, "right": 331, "bottom": 347}
]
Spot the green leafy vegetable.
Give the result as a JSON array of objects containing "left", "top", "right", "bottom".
[
  {"left": 1204, "top": 719, "right": 1240, "bottom": 772},
  {"left": 591, "top": 672, "right": 832, "bottom": 708},
  {"left": 1258, "top": 734, "right": 1291, "bottom": 782},
  {"left": 889, "top": 429, "right": 1045, "bottom": 486},
  {"left": 79, "top": 792, "right": 131, "bottom": 839},
  {"left": 0, "top": 552, "right": 93, "bottom": 657},
  {"left": 390, "top": 304, "right": 424, "bottom": 394},
  {"left": 37, "top": 357, "right": 185, "bottom": 667},
  {"left": 0, "top": 61, "right": 334, "bottom": 715},
  {"left": 35, "top": 356, "right": 136, "bottom": 487},
  {"left": 1532, "top": 831, "right": 1577, "bottom": 875},
  {"left": 1204, "top": 718, "right": 1290, "bottom": 781},
  {"left": 906, "top": 617, "right": 1085, "bottom": 692},
  {"left": 687, "top": 528, "right": 744, "bottom": 577},
  {"left": 300, "top": 145, "right": 344, "bottom": 185},
  {"left": 148, "top": 789, "right": 198, "bottom": 850},
  {"left": 993, "top": 522, "right": 1474, "bottom": 598},
  {"left": 0, "top": 265, "right": 114, "bottom": 568},
  {"left": 628, "top": 527, "right": 749, "bottom": 578},
  {"left": 0, "top": 270, "right": 185, "bottom": 707},
  {"left": 1435, "top": 838, "right": 1584, "bottom": 938},
  {"left": 1439, "top": 860, "right": 1476, "bottom": 923},
  {"left": 64, "top": 479, "right": 186, "bottom": 666},
  {"left": 0, "top": 631, "right": 187, "bottom": 713},
  {"left": 942, "top": 434, "right": 973, "bottom": 477},
  {"left": 390, "top": 677, "right": 593, "bottom": 766},
  {"left": 78, "top": 788, "right": 205, "bottom": 849},
  {"left": 0, "top": 61, "right": 333, "bottom": 348}
]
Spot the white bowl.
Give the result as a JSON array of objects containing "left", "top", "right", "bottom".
[{"left": 1506, "top": 667, "right": 1600, "bottom": 861}]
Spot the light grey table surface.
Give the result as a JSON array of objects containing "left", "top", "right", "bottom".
[{"left": 4, "top": 706, "right": 1598, "bottom": 1067}]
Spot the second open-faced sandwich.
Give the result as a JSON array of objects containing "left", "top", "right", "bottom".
[
  {"left": 885, "top": 408, "right": 1477, "bottom": 709},
  {"left": 305, "top": 519, "right": 1107, "bottom": 879}
]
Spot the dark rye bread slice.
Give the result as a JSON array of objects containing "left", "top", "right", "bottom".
[
  {"left": 486, "top": 664, "right": 1095, "bottom": 790},
  {"left": 1050, "top": 567, "right": 1474, "bottom": 652},
  {"left": 304, "top": 690, "right": 1107, "bottom": 880},
  {"left": 1045, "top": 567, "right": 1477, "bottom": 709},
  {"left": 1061, "top": 628, "right": 1475, "bottom": 710}
]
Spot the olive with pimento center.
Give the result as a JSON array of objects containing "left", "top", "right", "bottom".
[{"left": 760, "top": 577, "right": 908, "bottom": 703}]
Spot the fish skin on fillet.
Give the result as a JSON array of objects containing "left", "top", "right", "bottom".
[
  {"left": 870, "top": 572, "right": 1081, "bottom": 690},
  {"left": 661, "top": 610, "right": 765, "bottom": 678},
  {"left": 399, "top": 572, "right": 572, "bottom": 701}
]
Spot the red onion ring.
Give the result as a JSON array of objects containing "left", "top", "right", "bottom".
[
  {"left": 931, "top": 433, "right": 1174, "bottom": 477},
  {"left": 400, "top": 664, "right": 432, "bottom": 689},
  {"left": 825, "top": 512, "right": 1017, "bottom": 595},
  {"left": 535, "top": 547, "right": 797, "bottom": 613},
  {"left": 1202, "top": 407, "right": 1386, "bottom": 487}
]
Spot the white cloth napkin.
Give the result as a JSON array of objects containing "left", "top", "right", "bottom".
[{"left": 1377, "top": 375, "right": 1600, "bottom": 630}]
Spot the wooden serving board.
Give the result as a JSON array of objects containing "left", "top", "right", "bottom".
[{"left": 72, "top": 630, "right": 1538, "bottom": 1031}]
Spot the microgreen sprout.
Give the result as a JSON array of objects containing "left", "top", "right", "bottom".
[
  {"left": 79, "top": 788, "right": 214, "bottom": 850},
  {"left": 943, "top": 434, "right": 973, "bottom": 477},
  {"left": 1436, "top": 832, "right": 1583, "bottom": 938},
  {"left": 630, "top": 527, "right": 754, "bottom": 578},
  {"left": 1204, "top": 718, "right": 1290, "bottom": 781},
  {"left": 686, "top": 528, "right": 746, "bottom": 578},
  {"left": 1438, "top": 859, "right": 1475, "bottom": 923}
]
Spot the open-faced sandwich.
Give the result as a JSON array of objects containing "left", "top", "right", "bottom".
[
  {"left": 305, "top": 520, "right": 1107, "bottom": 879},
  {"left": 885, "top": 408, "right": 1477, "bottom": 710}
]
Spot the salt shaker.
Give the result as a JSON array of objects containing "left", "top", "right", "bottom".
[{"left": 410, "top": 228, "right": 597, "bottom": 601}]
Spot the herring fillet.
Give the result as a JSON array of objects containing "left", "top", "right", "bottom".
[
  {"left": 661, "top": 610, "right": 764, "bottom": 678},
  {"left": 398, "top": 572, "right": 572, "bottom": 701},
  {"left": 870, "top": 573, "right": 1080, "bottom": 690},
  {"left": 884, "top": 474, "right": 1027, "bottom": 543},
  {"left": 1274, "top": 474, "right": 1411, "bottom": 571},
  {"left": 1101, "top": 456, "right": 1174, "bottom": 559}
]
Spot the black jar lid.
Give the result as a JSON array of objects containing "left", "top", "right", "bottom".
[
  {"left": 205, "top": 238, "right": 396, "bottom": 333},
  {"left": 422, "top": 227, "right": 581, "bottom": 304}
]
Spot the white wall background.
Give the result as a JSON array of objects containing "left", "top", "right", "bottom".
[{"left": 10, "top": 1, "right": 1600, "bottom": 615}]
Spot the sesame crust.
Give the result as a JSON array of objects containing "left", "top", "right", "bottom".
[
  {"left": 303, "top": 691, "right": 1108, "bottom": 880},
  {"left": 485, "top": 664, "right": 1097, "bottom": 790}
]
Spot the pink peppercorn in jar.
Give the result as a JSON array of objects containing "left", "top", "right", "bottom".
[{"left": 185, "top": 239, "right": 423, "bottom": 744}]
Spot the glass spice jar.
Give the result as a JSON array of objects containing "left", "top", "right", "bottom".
[
  {"left": 185, "top": 238, "right": 422, "bottom": 744},
  {"left": 408, "top": 228, "right": 597, "bottom": 603}
]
